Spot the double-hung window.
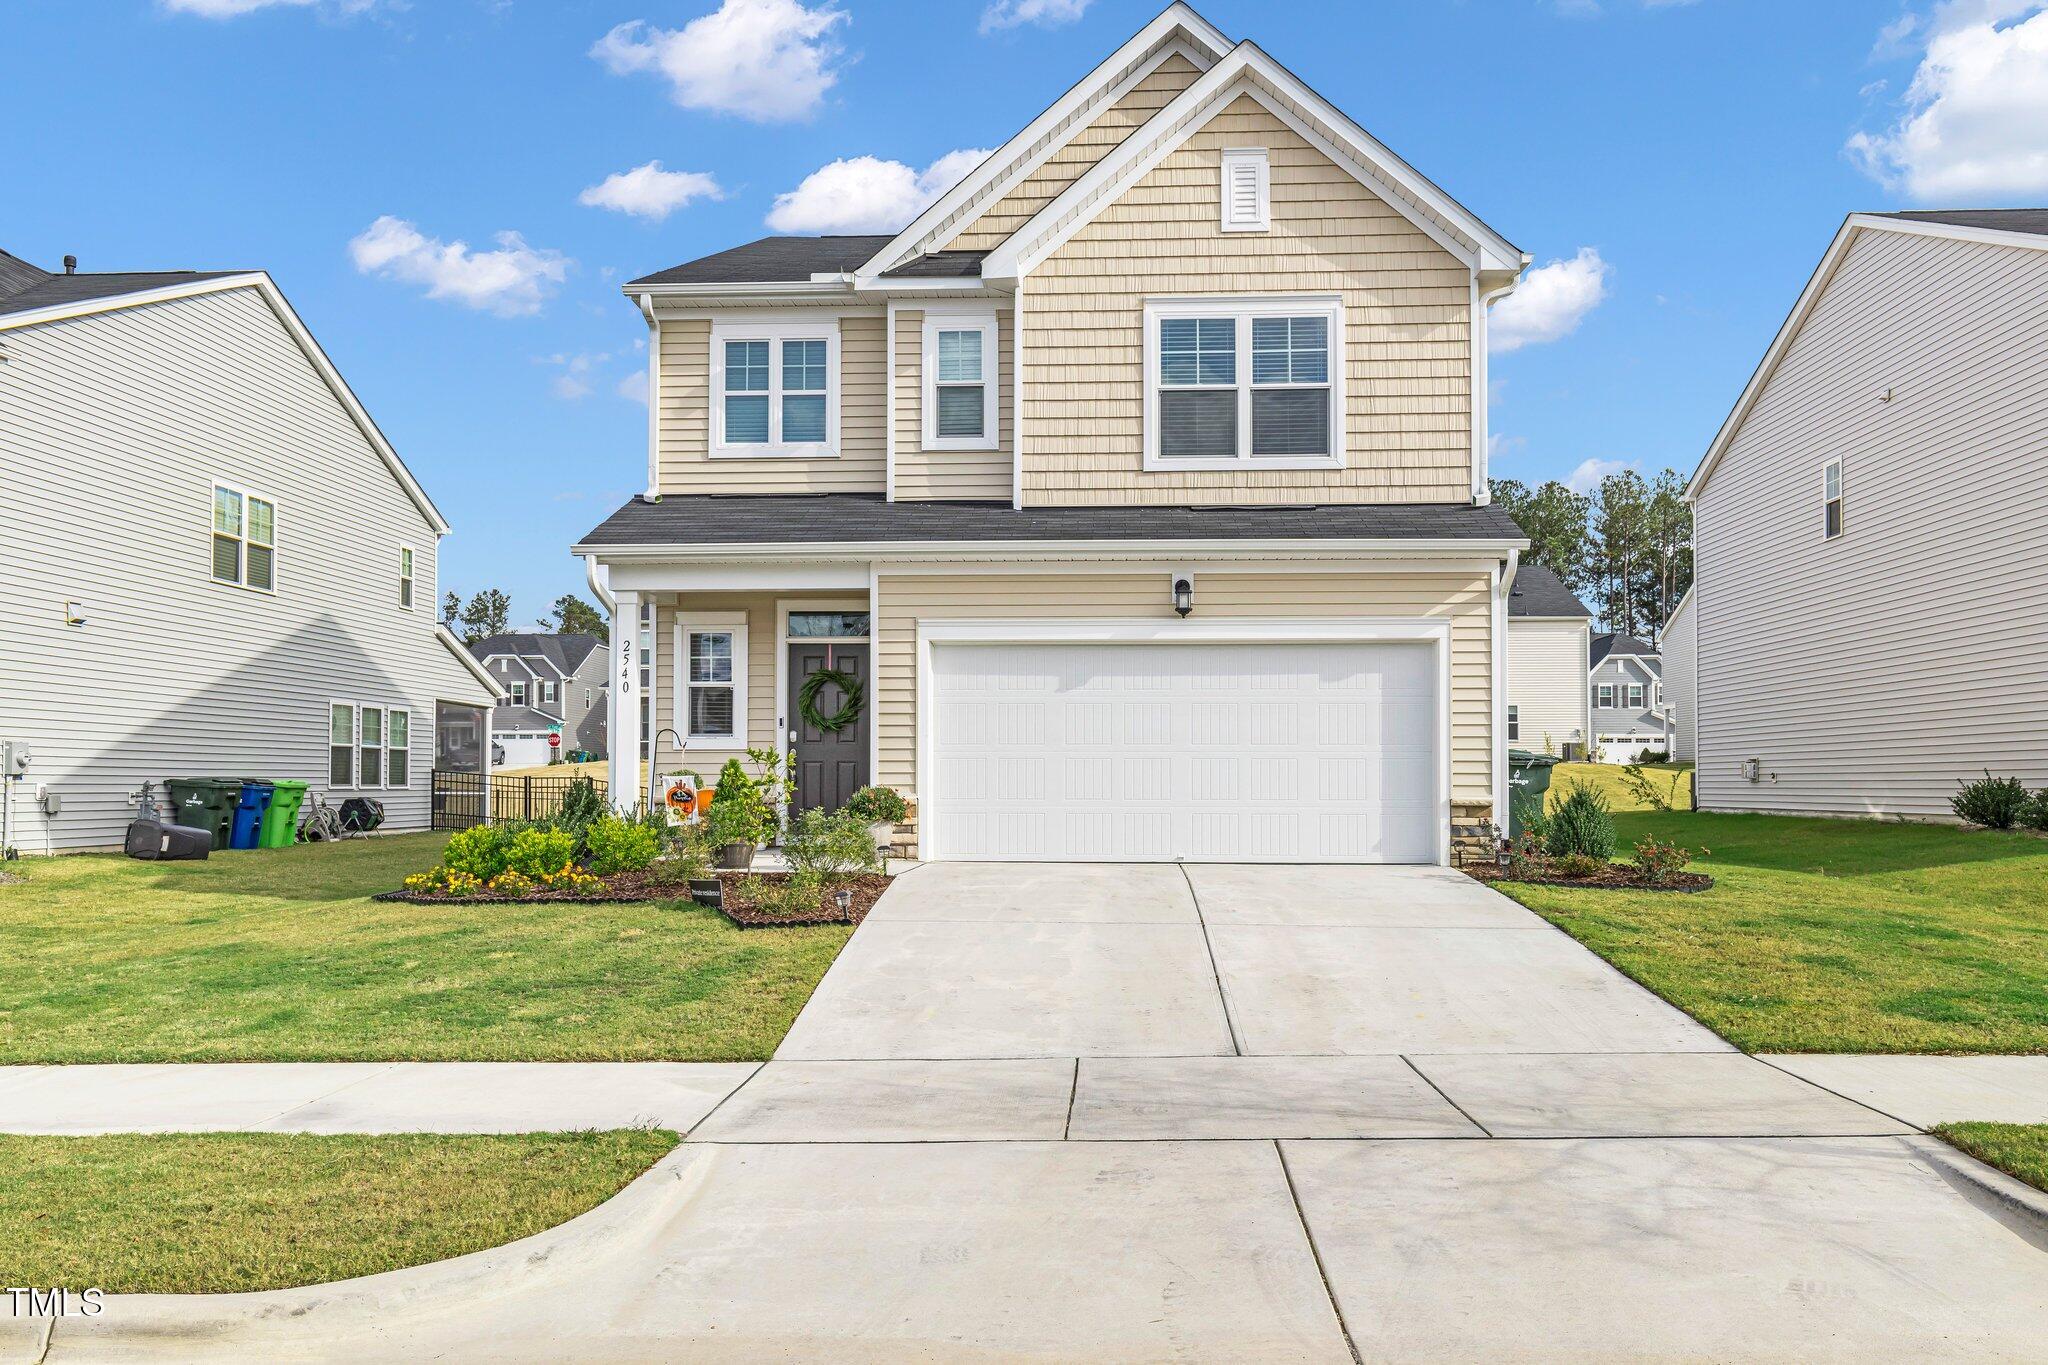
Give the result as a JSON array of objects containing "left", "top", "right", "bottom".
[
  {"left": 387, "top": 710, "right": 410, "bottom": 786},
  {"left": 1145, "top": 297, "right": 1343, "bottom": 469},
  {"left": 212, "top": 484, "right": 277, "bottom": 591},
  {"left": 1597, "top": 684, "right": 1615, "bottom": 708},
  {"left": 541, "top": 680, "right": 557, "bottom": 706},
  {"left": 399, "top": 546, "right": 415, "bottom": 609},
  {"left": 1822, "top": 459, "right": 1844, "bottom": 539},
  {"left": 1507, "top": 705, "right": 1520, "bottom": 742},
  {"left": 329, "top": 704, "right": 355, "bottom": 787},
  {"left": 676, "top": 615, "right": 748, "bottom": 744},
  {"left": 1627, "top": 684, "right": 1645, "bottom": 709},
  {"left": 922, "top": 309, "right": 998, "bottom": 450},
  {"left": 712, "top": 321, "right": 838, "bottom": 457},
  {"left": 509, "top": 680, "right": 527, "bottom": 707},
  {"left": 359, "top": 707, "right": 385, "bottom": 788}
]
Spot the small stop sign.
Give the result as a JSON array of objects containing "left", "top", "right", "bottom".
[{"left": 548, "top": 733, "right": 562, "bottom": 749}]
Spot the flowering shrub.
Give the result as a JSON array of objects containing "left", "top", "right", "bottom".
[
  {"left": 404, "top": 866, "right": 485, "bottom": 897},
  {"left": 1504, "top": 828, "right": 1550, "bottom": 880},
  {"left": 534, "top": 865, "right": 604, "bottom": 897},
  {"left": 487, "top": 870, "right": 535, "bottom": 897},
  {"left": 505, "top": 827, "right": 580, "bottom": 879},
  {"left": 1631, "top": 835, "right": 1703, "bottom": 885}
]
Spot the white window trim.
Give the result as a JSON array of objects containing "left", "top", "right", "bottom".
[
  {"left": 1220, "top": 147, "right": 1270, "bottom": 232},
  {"left": 509, "top": 680, "right": 526, "bottom": 707},
  {"left": 387, "top": 708, "right": 412, "bottom": 788},
  {"left": 1627, "top": 684, "right": 1645, "bottom": 709},
  {"left": 1822, "top": 458, "right": 1845, "bottom": 540},
  {"left": 1597, "top": 684, "right": 1616, "bottom": 708},
  {"left": 1142, "top": 295, "right": 1346, "bottom": 472},
  {"left": 359, "top": 705, "right": 386, "bottom": 790},
  {"left": 211, "top": 482, "right": 279, "bottom": 596},
  {"left": 920, "top": 306, "right": 1000, "bottom": 451},
  {"left": 673, "top": 613, "right": 750, "bottom": 745},
  {"left": 398, "top": 544, "right": 416, "bottom": 611},
  {"left": 541, "top": 680, "right": 557, "bottom": 706},
  {"left": 709, "top": 318, "right": 841, "bottom": 459},
  {"left": 328, "top": 701, "right": 356, "bottom": 789},
  {"left": 1507, "top": 704, "right": 1520, "bottom": 743}
]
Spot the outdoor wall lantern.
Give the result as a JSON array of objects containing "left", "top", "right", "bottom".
[{"left": 1171, "top": 575, "right": 1194, "bottom": 619}]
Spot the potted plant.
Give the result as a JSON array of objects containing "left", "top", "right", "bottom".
[
  {"left": 705, "top": 758, "right": 767, "bottom": 870},
  {"left": 846, "top": 785, "right": 908, "bottom": 856}
]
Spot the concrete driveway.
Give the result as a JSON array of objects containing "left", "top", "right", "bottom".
[{"left": 34, "top": 864, "right": 2048, "bottom": 1363}]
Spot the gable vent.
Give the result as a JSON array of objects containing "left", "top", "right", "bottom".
[{"left": 1220, "top": 148, "right": 1269, "bottom": 232}]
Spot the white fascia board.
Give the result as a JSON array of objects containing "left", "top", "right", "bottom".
[
  {"left": 1, "top": 271, "right": 453, "bottom": 535},
  {"left": 1687, "top": 212, "right": 2048, "bottom": 503},
  {"left": 440, "top": 624, "right": 508, "bottom": 699},
  {"left": 575, "top": 537, "right": 1528, "bottom": 563},
  {"left": 985, "top": 44, "right": 1521, "bottom": 282},
  {"left": 857, "top": 3, "right": 1233, "bottom": 277}
]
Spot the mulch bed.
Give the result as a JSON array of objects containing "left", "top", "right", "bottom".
[
  {"left": 372, "top": 866, "right": 703, "bottom": 905},
  {"left": 714, "top": 871, "right": 893, "bottom": 928},
  {"left": 1465, "top": 865, "right": 1715, "bottom": 894}
]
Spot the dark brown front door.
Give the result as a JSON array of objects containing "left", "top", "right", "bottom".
[{"left": 787, "top": 641, "right": 868, "bottom": 814}]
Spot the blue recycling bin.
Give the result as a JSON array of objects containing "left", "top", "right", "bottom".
[{"left": 229, "top": 781, "right": 274, "bottom": 850}]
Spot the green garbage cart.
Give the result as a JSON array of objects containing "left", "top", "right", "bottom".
[
  {"left": 258, "top": 780, "right": 308, "bottom": 848},
  {"left": 1506, "top": 750, "right": 1563, "bottom": 840},
  {"left": 164, "top": 778, "right": 240, "bottom": 851}
]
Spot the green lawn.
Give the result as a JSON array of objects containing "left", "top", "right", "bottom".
[
  {"left": 1498, "top": 811, "right": 2048, "bottom": 1053},
  {"left": 0, "top": 834, "right": 849, "bottom": 1063},
  {"left": 0, "top": 1129, "right": 676, "bottom": 1294},
  {"left": 1934, "top": 1124, "right": 2048, "bottom": 1195},
  {"left": 1546, "top": 761, "right": 1694, "bottom": 813}
]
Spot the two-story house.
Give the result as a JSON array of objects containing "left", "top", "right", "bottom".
[
  {"left": 0, "top": 247, "right": 499, "bottom": 852},
  {"left": 1589, "top": 633, "right": 1669, "bottom": 763},
  {"left": 469, "top": 632, "right": 608, "bottom": 767},
  {"left": 1686, "top": 210, "right": 2048, "bottom": 817},
  {"left": 575, "top": 4, "right": 1530, "bottom": 863},
  {"left": 1505, "top": 564, "right": 1593, "bottom": 760}
]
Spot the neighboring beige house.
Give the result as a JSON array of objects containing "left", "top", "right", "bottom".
[
  {"left": 1505, "top": 565, "right": 1592, "bottom": 760},
  {"left": 577, "top": 3, "right": 1531, "bottom": 863},
  {"left": 0, "top": 248, "right": 501, "bottom": 852},
  {"left": 1662, "top": 587, "right": 1695, "bottom": 763},
  {"left": 1686, "top": 209, "right": 2048, "bottom": 818}
]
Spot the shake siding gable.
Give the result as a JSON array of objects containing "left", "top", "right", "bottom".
[
  {"left": 943, "top": 53, "right": 1206, "bottom": 255},
  {"left": 891, "top": 307, "right": 1015, "bottom": 502},
  {"left": 0, "top": 285, "right": 491, "bottom": 850},
  {"left": 1693, "top": 226, "right": 2048, "bottom": 817},
  {"left": 1021, "top": 96, "right": 1473, "bottom": 506}
]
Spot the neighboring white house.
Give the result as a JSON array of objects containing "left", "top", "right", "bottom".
[
  {"left": 1662, "top": 586, "right": 1695, "bottom": 762},
  {"left": 575, "top": 2, "right": 1533, "bottom": 865},
  {"left": 0, "top": 248, "right": 500, "bottom": 852},
  {"left": 1686, "top": 209, "right": 2048, "bottom": 817},
  {"left": 1505, "top": 564, "right": 1592, "bottom": 760}
]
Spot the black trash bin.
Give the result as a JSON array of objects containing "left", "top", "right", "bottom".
[
  {"left": 1507, "top": 750, "right": 1564, "bottom": 840},
  {"left": 164, "top": 778, "right": 239, "bottom": 850},
  {"left": 125, "top": 819, "right": 212, "bottom": 861}
]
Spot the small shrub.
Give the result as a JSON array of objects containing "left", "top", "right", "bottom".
[
  {"left": 1504, "top": 828, "right": 1551, "bottom": 880},
  {"left": 1553, "top": 853, "right": 1606, "bottom": 880},
  {"left": 2021, "top": 791, "right": 2048, "bottom": 833},
  {"left": 845, "top": 785, "right": 908, "bottom": 825},
  {"left": 1546, "top": 783, "right": 1616, "bottom": 861},
  {"left": 583, "top": 815, "right": 661, "bottom": 876},
  {"left": 783, "top": 808, "right": 883, "bottom": 881},
  {"left": 1631, "top": 834, "right": 1703, "bottom": 885},
  {"left": 706, "top": 758, "right": 771, "bottom": 849},
  {"left": 555, "top": 776, "right": 609, "bottom": 833},
  {"left": 1953, "top": 772, "right": 2032, "bottom": 830},
  {"left": 504, "top": 826, "right": 579, "bottom": 879},
  {"left": 442, "top": 823, "right": 517, "bottom": 879},
  {"left": 1509, "top": 789, "right": 1549, "bottom": 843},
  {"left": 1618, "top": 763, "right": 1676, "bottom": 813},
  {"left": 737, "top": 871, "right": 825, "bottom": 917}
]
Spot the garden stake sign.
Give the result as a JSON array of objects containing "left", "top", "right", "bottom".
[{"left": 799, "top": 648, "right": 863, "bottom": 734}]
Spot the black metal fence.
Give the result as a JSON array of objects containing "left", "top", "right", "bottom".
[{"left": 431, "top": 769, "right": 610, "bottom": 830}]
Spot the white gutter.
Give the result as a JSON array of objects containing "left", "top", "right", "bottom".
[
  {"left": 573, "top": 536, "right": 1531, "bottom": 562},
  {"left": 582, "top": 554, "right": 616, "bottom": 612},
  {"left": 1471, "top": 266, "right": 1527, "bottom": 505},
  {"left": 1494, "top": 548, "right": 1519, "bottom": 826}
]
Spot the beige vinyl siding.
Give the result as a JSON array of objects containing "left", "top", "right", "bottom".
[
  {"left": 1661, "top": 593, "right": 1695, "bottom": 762},
  {"left": 1021, "top": 96, "right": 1473, "bottom": 506},
  {"left": 944, "top": 52, "right": 1204, "bottom": 255},
  {"left": 0, "top": 286, "right": 490, "bottom": 851},
  {"left": 874, "top": 567, "right": 1493, "bottom": 807},
  {"left": 1692, "top": 226, "right": 2048, "bottom": 816},
  {"left": 654, "top": 312, "right": 887, "bottom": 495},
  {"left": 647, "top": 594, "right": 782, "bottom": 776},
  {"left": 890, "top": 307, "right": 1015, "bottom": 502},
  {"left": 1507, "top": 618, "right": 1591, "bottom": 757}
]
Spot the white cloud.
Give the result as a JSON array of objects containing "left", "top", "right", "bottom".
[
  {"left": 591, "top": 0, "right": 848, "bottom": 123},
  {"left": 1567, "top": 457, "right": 1635, "bottom": 493},
  {"left": 766, "top": 148, "right": 991, "bottom": 233},
  {"left": 537, "top": 352, "right": 612, "bottom": 400},
  {"left": 1848, "top": 2, "right": 2048, "bottom": 200},
  {"left": 349, "top": 216, "right": 570, "bottom": 317},
  {"left": 617, "top": 369, "right": 650, "bottom": 404},
  {"left": 980, "top": 0, "right": 1091, "bottom": 34},
  {"left": 579, "top": 161, "right": 724, "bottom": 221},
  {"left": 1487, "top": 432, "right": 1527, "bottom": 459},
  {"left": 1489, "top": 247, "right": 1610, "bottom": 353}
]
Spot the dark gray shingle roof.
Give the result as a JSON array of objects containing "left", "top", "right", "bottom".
[
  {"left": 880, "top": 250, "right": 988, "bottom": 278},
  {"left": 491, "top": 704, "right": 563, "bottom": 732},
  {"left": 628, "top": 236, "right": 893, "bottom": 286},
  {"left": 1591, "top": 632, "right": 1657, "bottom": 668},
  {"left": 0, "top": 248, "right": 48, "bottom": 302},
  {"left": 469, "top": 633, "right": 604, "bottom": 674},
  {"left": 1879, "top": 209, "right": 2048, "bottom": 238},
  {"left": 0, "top": 268, "right": 244, "bottom": 319},
  {"left": 578, "top": 494, "right": 1525, "bottom": 548},
  {"left": 1507, "top": 564, "right": 1591, "bottom": 618}
]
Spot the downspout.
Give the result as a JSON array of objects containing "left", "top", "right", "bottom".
[
  {"left": 1494, "top": 548, "right": 1520, "bottom": 832},
  {"left": 582, "top": 554, "right": 615, "bottom": 614},
  {"left": 637, "top": 293, "right": 660, "bottom": 500},
  {"left": 1471, "top": 264, "right": 1529, "bottom": 505}
]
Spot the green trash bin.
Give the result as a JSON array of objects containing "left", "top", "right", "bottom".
[
  {"left": 164, "top": 778, "right": 240, "bottom": 851},
  {"left": 1507, "top": 750, "right": 1563, "bottom": 841},
  {"left": 258, "top": 780, "right": 308, "bottom": 848}
]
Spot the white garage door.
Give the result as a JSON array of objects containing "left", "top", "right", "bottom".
[{"left": 927, "top": 640, "right": 1440, "bottom": 863}]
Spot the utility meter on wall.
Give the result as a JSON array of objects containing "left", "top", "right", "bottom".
[{"left": 1, "top": 742, "right": 30, "bottom": 776}]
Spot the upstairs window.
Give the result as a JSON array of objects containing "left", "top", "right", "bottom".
[
  {"left": 1823, "top": 459, "right": 1844, "bottom": 539},
  {"left": 1220, "top": 148, "right": 1270, "bottom": 231},
  {"left": 922, "top": 310, "right": 998, "bottom": 450},
  {"left": 541, "top": 680, "right": 557, "bottom": 705},
  {"left": 712, "top": 322, "right": 838, "bottom": 457},
  {"left": 1627, "top": 684, "right": 1645, "bottom": 709},
  {"left": 510, "top": 680, "right": 526, "bottom": 707},
  {"left": 212, "top": 485, "right": 276, "bottom": 592},
  {"left": 1145, "top": 298, "right": 1343, "bottom": 469},
  {"left": 1507, "top": 705, "right": 1520, "bottom": 742},
  {"left": 1597, "top": 684, "right": 1615, "bottom": 708},
  {"left": 399, "top": 546, "right": 415, "bottom": 609}
]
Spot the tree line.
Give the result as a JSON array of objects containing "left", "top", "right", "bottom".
[
  {"left": 1490, "top": 468, "right": 1693, "bottom": 641},
  {"left": 441, "top": 590, "right": 609, "bottom": 645}
]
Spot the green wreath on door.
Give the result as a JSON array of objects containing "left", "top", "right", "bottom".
[{"left": 797, "top": 666, "right": 864, "bottom": 733}]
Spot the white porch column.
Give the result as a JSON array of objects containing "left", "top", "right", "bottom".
[{"left": 609, "top": 590, "right": 641, "bottom": 812}]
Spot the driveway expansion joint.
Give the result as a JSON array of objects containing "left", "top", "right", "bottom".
[{"left": 1178, "top": 861, "right": 1243, "bottom": 1056}]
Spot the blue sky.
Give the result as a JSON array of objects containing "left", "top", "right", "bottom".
[{"left": 7, "top": 0, "right": 2044, "bottom": 621}]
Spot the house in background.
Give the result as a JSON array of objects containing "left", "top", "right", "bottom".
[
  {"left": 0, "top": 247, "right": 499, "bottom": 852},
  {"left": 577, "top": 2, "right": 1531, "bottom": 865},
  {"left": 1662, "top": 586, "right": 1695, "bottom": 762},
  {"left": 1686, "top": 210, "right": 2048, "bottom": 817},
  {"left": 1589, "top": 633, "right": 1669, "bottom": 763},
  {"left": 468, "top": 632, "right": 608, "bottom": 768},
  {"left": 1505, "top": 564, "right": 1592, "bottom": 760}
]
